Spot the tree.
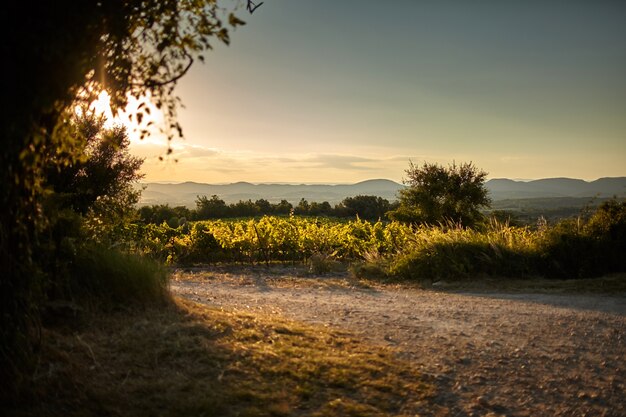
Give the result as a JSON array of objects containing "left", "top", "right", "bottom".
[
  {"left": 273, "top": 199, "right": 293, "bottom": 216},
  {"left": 196, "top": 195, "right": 230, "bottom": 219},
  {"left": 338, "top": 195, "right": 391, "bottom": 221},
  {"left": 309, "top": 201, "right": 332, "bottom": 216},
  {"left": 388, "top": 161, "right": 491, "bottom": 227},
  {"left": 1, "top": 1, "right": 245, "bottom": 389},
  {"left": 294, "top": 198, "right": 311, "bottom": 215},
  {"left": 139, "top": 205, "right": 192, "bottom": 225},
  {"left": 231, "top": 200, "right": 260, "bottom": 217},
  {"left": 254, "top": 199, "right": 272, "bottom": 215},
  {"left": 46, "top": 113, "right": 143, "bottom": 217}
]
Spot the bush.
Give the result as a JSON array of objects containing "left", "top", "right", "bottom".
[
  {"left": 388, "top": 237, "right": 534, "bottom": 282},
  {"left": 70, "top": 245, "right": 169, "bottom": 306},
  {"left": 388, "top": 161, "right": 491, "bottom": 227},
  {"left": 538, "top": 200, "right": 626, "bottom": 278}
]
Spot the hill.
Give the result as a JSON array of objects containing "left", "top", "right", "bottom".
[
  {"left": 486, "top": 177, "right": 626, "bottom": 200},
  {"left": 138, "top": 177, "right": 626, "bottom": 207},
  {"left": 138, "top": 179, "right": 404, "bottom": 207}
]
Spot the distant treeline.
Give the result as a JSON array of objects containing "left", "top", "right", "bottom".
[{"left": 138, "top": 195, "right": 398, "bottom": 225}]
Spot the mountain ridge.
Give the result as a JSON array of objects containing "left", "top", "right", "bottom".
[{"left": 138, "top": 177, "right": 626, "bottom": 207}]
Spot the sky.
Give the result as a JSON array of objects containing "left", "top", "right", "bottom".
[{"left": 127, "top": 0, "right": 626, "bottom": 184}]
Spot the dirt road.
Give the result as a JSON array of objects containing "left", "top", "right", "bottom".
[{"left": 171, "top": 267, "right": 626, "bottom": 417}]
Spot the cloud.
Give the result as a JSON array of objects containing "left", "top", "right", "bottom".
[
  {"left": 178, "top": 144, "right": 219, "bottom": 158},
  {"left": 302, "top": 154, "right": 378, "bottom": 171},
  {"left": 137, "top": 147, "right": 410, "bottom": 183}
]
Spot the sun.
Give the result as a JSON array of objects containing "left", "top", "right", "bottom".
[
  {"left": 79, "top": 90, "right": 165, "bottom": 145},
  {"left": 87, "top": 90, "right": 116, "bottom": 125}
]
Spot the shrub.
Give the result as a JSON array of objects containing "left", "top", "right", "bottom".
[{"left": 538, "top": 200, "right": 626, "bottom": 278}]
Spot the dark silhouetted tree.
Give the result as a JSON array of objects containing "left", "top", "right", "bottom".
[
  {"left": 294, "top": 198, "right": 311, "bottom": 215},
  {"left": 338, "top": 195, "right": 391, "bottom": 220},
  {"left": 46, "top": 113, "right": 143, "bottom": 218},
  {"left": 273, "top": 200, "right": 293, "bottom": 216},
  {"left": 196, "top": 195, "right": 230, "bottom": 219},
  {"left": 254, "top": 199, "right": 272, "bottom": 215},
  {"left": 1, "top": 1, "right": 245, "bottom": 387},
  {"left": 139, "top": 205, "right": 191, "bottom": 225}
]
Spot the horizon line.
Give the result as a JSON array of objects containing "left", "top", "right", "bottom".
[{"left": 140, "top": 175, "right": 626, "bottom": 186}]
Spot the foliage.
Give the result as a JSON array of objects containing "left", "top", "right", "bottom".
[
  {"left": 46, "top": 113, "right": 143, "bottom": 215},
  {"left": 1, "top": 0, "right": 244, "bottom": 386},
  {"left": 138, "top": 204, "right": 192, "bottom": 227},
  {"left": 385, "top": 222, "right": 538, "bottom": 282},
  {"left": 195, "top": 195, "right": 231, "bottom": 219},
  {"left": 143, "top": 194, "right": 395, "bottom": 222},
  {"left": 126, "top": 202, "right": 626, "bottom": 281},
  {"left": 128, "top": 216, "right": 395, "bottom": 265},
  {"left": 364, "top": 200, "right": 626, "bottom": 282},
  {"left": 538, "top": 199, "right": 626, "bottom": 278},
  {"left": 389, "top": 161, "right": 491, "bottom": 227},
  {"left": 336, "top": 195, "right": 391, "bottom": 220}
]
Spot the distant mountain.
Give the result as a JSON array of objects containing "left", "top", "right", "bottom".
[
  {"left": 485, "top": 177, "right": 626, "bottom": 200},
  {"left": 138, "top": 177, "right": 626, "bottom": 207},
  {"left": 138, "top": 179, "right": 404, "bottom": 207}
]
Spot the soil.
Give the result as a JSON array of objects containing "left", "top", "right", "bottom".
[{"left": 171, "top": 266, "right": 626, "bottom": 417}]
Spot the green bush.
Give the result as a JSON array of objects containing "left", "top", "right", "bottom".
[{"left": 71, "top": 245, "right": 169, "bottom": 306}]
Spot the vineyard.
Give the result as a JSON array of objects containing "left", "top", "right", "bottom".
[
  {"left": 119, "top": 216, "right": 406, "bottom": 264},
  {"left": 110, "top": 200, "right": 626, "bottom": 280}
]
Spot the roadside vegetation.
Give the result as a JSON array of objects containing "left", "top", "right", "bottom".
[
  {"left": 123, "top": 160, "right": 626, "bottom": 283},
  {"left": 120, "top": 198, "right": 626, "bottom": 281}
]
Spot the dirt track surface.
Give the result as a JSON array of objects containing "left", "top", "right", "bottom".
[{"left": 171, "top": 267, "right": 626, "bottom": 417}]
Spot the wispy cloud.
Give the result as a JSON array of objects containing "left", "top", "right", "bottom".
[
  {"left": 178, "top": 144, "right": 219, "bottom": 158},
  {"left": 302, "top": 154, "right": 377, "bottom": 170},
  {"left": 134, "top": 146, "right": 415, "bottom": 183}
]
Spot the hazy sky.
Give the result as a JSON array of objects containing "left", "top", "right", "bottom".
[{"left": 129, "top": 0, "right": 626, "bottom": 183}]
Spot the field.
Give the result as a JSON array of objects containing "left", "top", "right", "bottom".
[{"left": 119, "top": 202, "right": 625, "bottom": 280}]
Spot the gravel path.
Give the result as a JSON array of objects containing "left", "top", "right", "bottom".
[{"left": 171, "top": 267, "right": 626, "bottom": 417}]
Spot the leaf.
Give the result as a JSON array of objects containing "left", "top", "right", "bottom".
[{"left": 229, "top": 13, "right": 246, "bottom": 27}]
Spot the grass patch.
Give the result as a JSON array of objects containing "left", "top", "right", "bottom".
[
  {"left": 69, "top": 244, "right": 169, "bottom": 306},
  {"left": 7, "top": 298, "right": 435, "bottom": 417}
]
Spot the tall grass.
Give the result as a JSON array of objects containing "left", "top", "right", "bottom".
[
  {"left": 387, "top": 220, "right": 539, "bottom": 281},
  {"left": 70, "top": 244, "right": 169, "bottom": 306},
  {"left": 363, "top": 200, "right": 626, "bottom": 282}
]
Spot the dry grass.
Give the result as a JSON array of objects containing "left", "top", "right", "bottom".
[{"left": 7, "top": 297, "right": 435, "bottom": 417}]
